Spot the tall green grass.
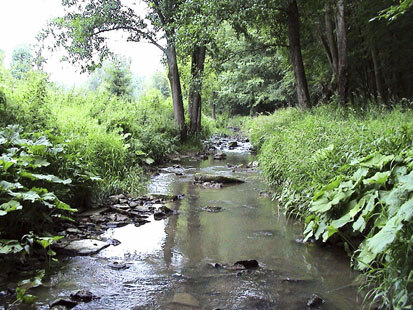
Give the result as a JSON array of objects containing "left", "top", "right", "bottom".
[
  {"left": 1, "top": 71, "right": 180, "bottom": 203},
  {"left": 244, "top": 103, "right": 413, "bottom": 309}
]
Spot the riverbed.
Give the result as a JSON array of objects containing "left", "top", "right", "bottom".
[{"left": 32, "top": 141, "right": 362, "bottom": 309}]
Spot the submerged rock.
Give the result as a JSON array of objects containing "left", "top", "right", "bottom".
[
  {"left": 306, "top": 294, "right": 325, "bottom": 308},
  {"left": 171, "top": 293, "right": 200, "bottom": 308},
  {"left": 54, "top": 239, "right": 110, "bottom": 256},
  {"left": 194, "top": 173, "right": 244, "bottom": 184},
  {"left": 202, "top": 206, "right": 223, "bottom": 213},
  {"left": 108, "top": 262, "right": 129, "bottom": 270},
  {"left": 213, "top": 152, "right": 227, "bottom": 160},
  {"left": 234, "top": 259, "right": 259, "bottom": 269},
  {"left": 50, "top": 298, "right": 78, "bottom": 309}
]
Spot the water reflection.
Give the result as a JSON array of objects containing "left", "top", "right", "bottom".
[{"left": 32, "top": 150, "right": 361, "bottom": 309}]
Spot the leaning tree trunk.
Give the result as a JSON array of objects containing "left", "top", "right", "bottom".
[
  {"left": 287, "top": 0, "right": 311, "bottom": 109},
  {"left": 336, "top": 0, "right": 348, "bottom": 105},
  {"left": 166, "top": 45, "right": 186, "bottom": 137},
  {"left": 325, "top": 2, "right": 339, "bottom": 85},
  {"left": 188, "top": 45, "right": 206, "bottom": 134},
  {"left": 371, "top": 45, "right": 387, "bottom": 102}
]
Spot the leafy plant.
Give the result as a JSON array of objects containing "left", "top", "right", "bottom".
[
  {"left": 304, "top": 151, "right": 412, "bottom": 309},
  {"left": 0, "top": 125, "right": 76, "bottom": 259}
]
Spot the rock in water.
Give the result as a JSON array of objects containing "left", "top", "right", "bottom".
[
  {"left": 234, "top": 259, "right": 259, "bottom": 269},
  {"left": 70, "top": 290, "right": 96, "bottom": 302},
  {"left": 213, "top": 152, "right": 227, "bottom": 160},
  {"left": 49, "top": 299, "right": 78, "bottom": 309},
  {"left": 306, "top": 294, "right": 325, "bottom": 308},
  {"left": 202, "top": 206, "right": 223, "bottom": 213},
  {"left": 54, "top": 239, "right": 110, "bottom": 256},
  {"left": 172, "top": 293, "right": 200, "bottom": 307},
  {"left": 194, "top": 173, "right": 244, "bottom": 184}
]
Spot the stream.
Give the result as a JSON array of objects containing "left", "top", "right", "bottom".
[{"left": 31, "top": 139, "right": 362, "bottom": 309}]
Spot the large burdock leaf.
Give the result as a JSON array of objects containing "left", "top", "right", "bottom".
[{"left": 363, "top": 171, "right": 391, "bottom": 186}]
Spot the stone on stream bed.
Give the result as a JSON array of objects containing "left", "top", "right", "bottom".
[
  {"left": 70, "top": 290, "right": 97, "bottom": 302},
  {"left": 306, "top": 294, "right": 325, "bottom": 308},
  {"left": 54, "top": 239, "right": 110, "bottom": 256},
  {"left": 202, "top": 206, "right": 223, "bottom": 213},
  {"left": 50, "top": 298, "right": 78, "bottom": 309},
  {"left": 171, "top": 293, "right": 200, "bottom": 308},
  {"left": 194, "top": 173, "right": 244, "bottom": 184},
  {"left": 213, "top": 152, "right": 227, "bottom": 160}
]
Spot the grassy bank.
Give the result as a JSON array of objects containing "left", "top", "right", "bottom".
[{"left": 244, "top": 103, "right": 413, "bottom": 309}]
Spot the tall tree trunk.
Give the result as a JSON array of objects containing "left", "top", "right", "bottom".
[
  {"left": 188, "top": 45, "right": 206, "bottom": 134},
  {"left": 371, "top": 46, "right": 387, "bottom": 102},
  {"left": 325, "top": 2, "right": 339, "bottom": 84},
  {"left": 166, "top": 45, "right": 186, "bottom": 136},
  {"left": 287, "top": 0, "right": 311, "bottom": 109},
  {"left": 336, "top": 0, "right": 348, "bottom": 105}
]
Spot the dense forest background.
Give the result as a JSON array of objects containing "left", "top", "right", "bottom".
[{"left": 1, "top": 0, "right": 412, "bottom": 308}]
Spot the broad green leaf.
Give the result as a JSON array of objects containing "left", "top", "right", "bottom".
[
  {"left": 144, "top": 157, "right": 155, "bottom": 165},
  {"left": 313, "top": 176, "right": 342, "bottom": 201},
  {"left": 0, "top": 240, "right": 24, "bottom": 254},
  {"left": 314, "top": 221, "right": 327, "bottom": 239},
  {"left": 358, "top": 153, "right": 394, "bottom": 169},
  {"left": 20, "top": 171, "right": 71, "bottom": 184},
  {"left": 331, "top": 213, "right": 351, "bottom": 230},
  {"left": 399, "top": 171, "right": 413, "bottom": 191},
  {"left": 358, "top": 216, "right": 403, "bottom": 269},
  {"left": 18, "top": 269, "right": 45, "bottom": 289},
  {"left": 396, "top": 198, "right": 413, "bottom": 222},
  {"left": 9, "top": 190, "right": 41, "bottom": 203},
  {"left": 363, "top": 171, "right": 391, "bottom": 186},
  {"left": 0, "top": 180, "right": 23, "bottom": 191},
  {"left": 55, "top": 200, "right": 77, "bottom": 212},
  {"left": 352, "top": 167, "right": 369, "bottom": 187},
  {"left": 0, "top": 200, "right": 23, "bottom": 214},
  {"left": 35, "top": 236, "right": 63, "bottom": 249}
]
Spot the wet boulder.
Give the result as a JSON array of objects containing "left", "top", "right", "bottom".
[
  {"left": 213, "top": 152, "right": 227, "bottom": 160},
  {"left": 234, "top": 259, "right": 259, "bottom": 269},
  {"left": 70, "top": 290, "right": 97, "bottom": 302},
  {"left": 54, "top": 239, "right": 110, "bottom": 256},
  {"left": 306, "top": 294, "right": 325, "bottom": 308},
  {"left": 228, "top": 141, "right": 238, "bottom": 148},
  {"left": 171, "top": 293, "right": 200, "bottom": 308},
  {"left": 50, "top": 299, "right": 78, "bottom": 309},
  {"left": 202, "top": 206, "right": 223, "bottom": 213},
  {"left": 194, "top": 173, "right": 244, "bottom": 184}
]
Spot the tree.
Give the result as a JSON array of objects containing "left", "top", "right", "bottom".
[
  {"left": 104, "top": 56, "right": 133, "bottom": 98},
  {"left": 221, "top": 0, "right": 311, "bottom": 109},
  {"left": 43, "top": 0, "right": 187, "bottom": 135},
  {"left": 87, "top": 56, "right": 133, "bottom": 98},
  {"left": 10, "top": 45, "right": 33, "bottom": 80},
  {"left": 286, "top": 0, "right": 311, "bottom": 108},
  {"left": 151, "top": 70, "right": 170, "bottom": 97}
]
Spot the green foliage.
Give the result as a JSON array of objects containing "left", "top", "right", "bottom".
[
  {"left": 2, "top": 67, "right": 180, "bottom": 198},
  {"left": 304, "top": 152, "right": 413, "bottom": 309},
  {"left": 0, "top": 125, "right": 76, "bottom": 259},
  {"left": 10, "top": 45, "right": 33, "bottom": 80},
  {"left": 245, "top": 103, "right": 413, "bottom": 308}
]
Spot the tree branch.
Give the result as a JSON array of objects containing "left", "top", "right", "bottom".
[{"left": 91, "top": 26, "right": 166, "bottom": 53}]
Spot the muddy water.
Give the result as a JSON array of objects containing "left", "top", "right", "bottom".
[{"left": 34, "top": 146, "right": 362, "bottom": 309}]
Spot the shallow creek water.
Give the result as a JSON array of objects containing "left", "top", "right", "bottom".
[{"left": 33, "top": 144, "right": 362, "bottom": 309}]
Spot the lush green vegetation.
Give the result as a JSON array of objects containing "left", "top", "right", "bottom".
[
  {"left": 1, "top": 0, "right": 413, "bottom": 307},
  {"left": 245, "top": 103, "right": 413, "bottom": 309},
  {"left": 0, "top": 61, "right": 215, "bottom": 277}
]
